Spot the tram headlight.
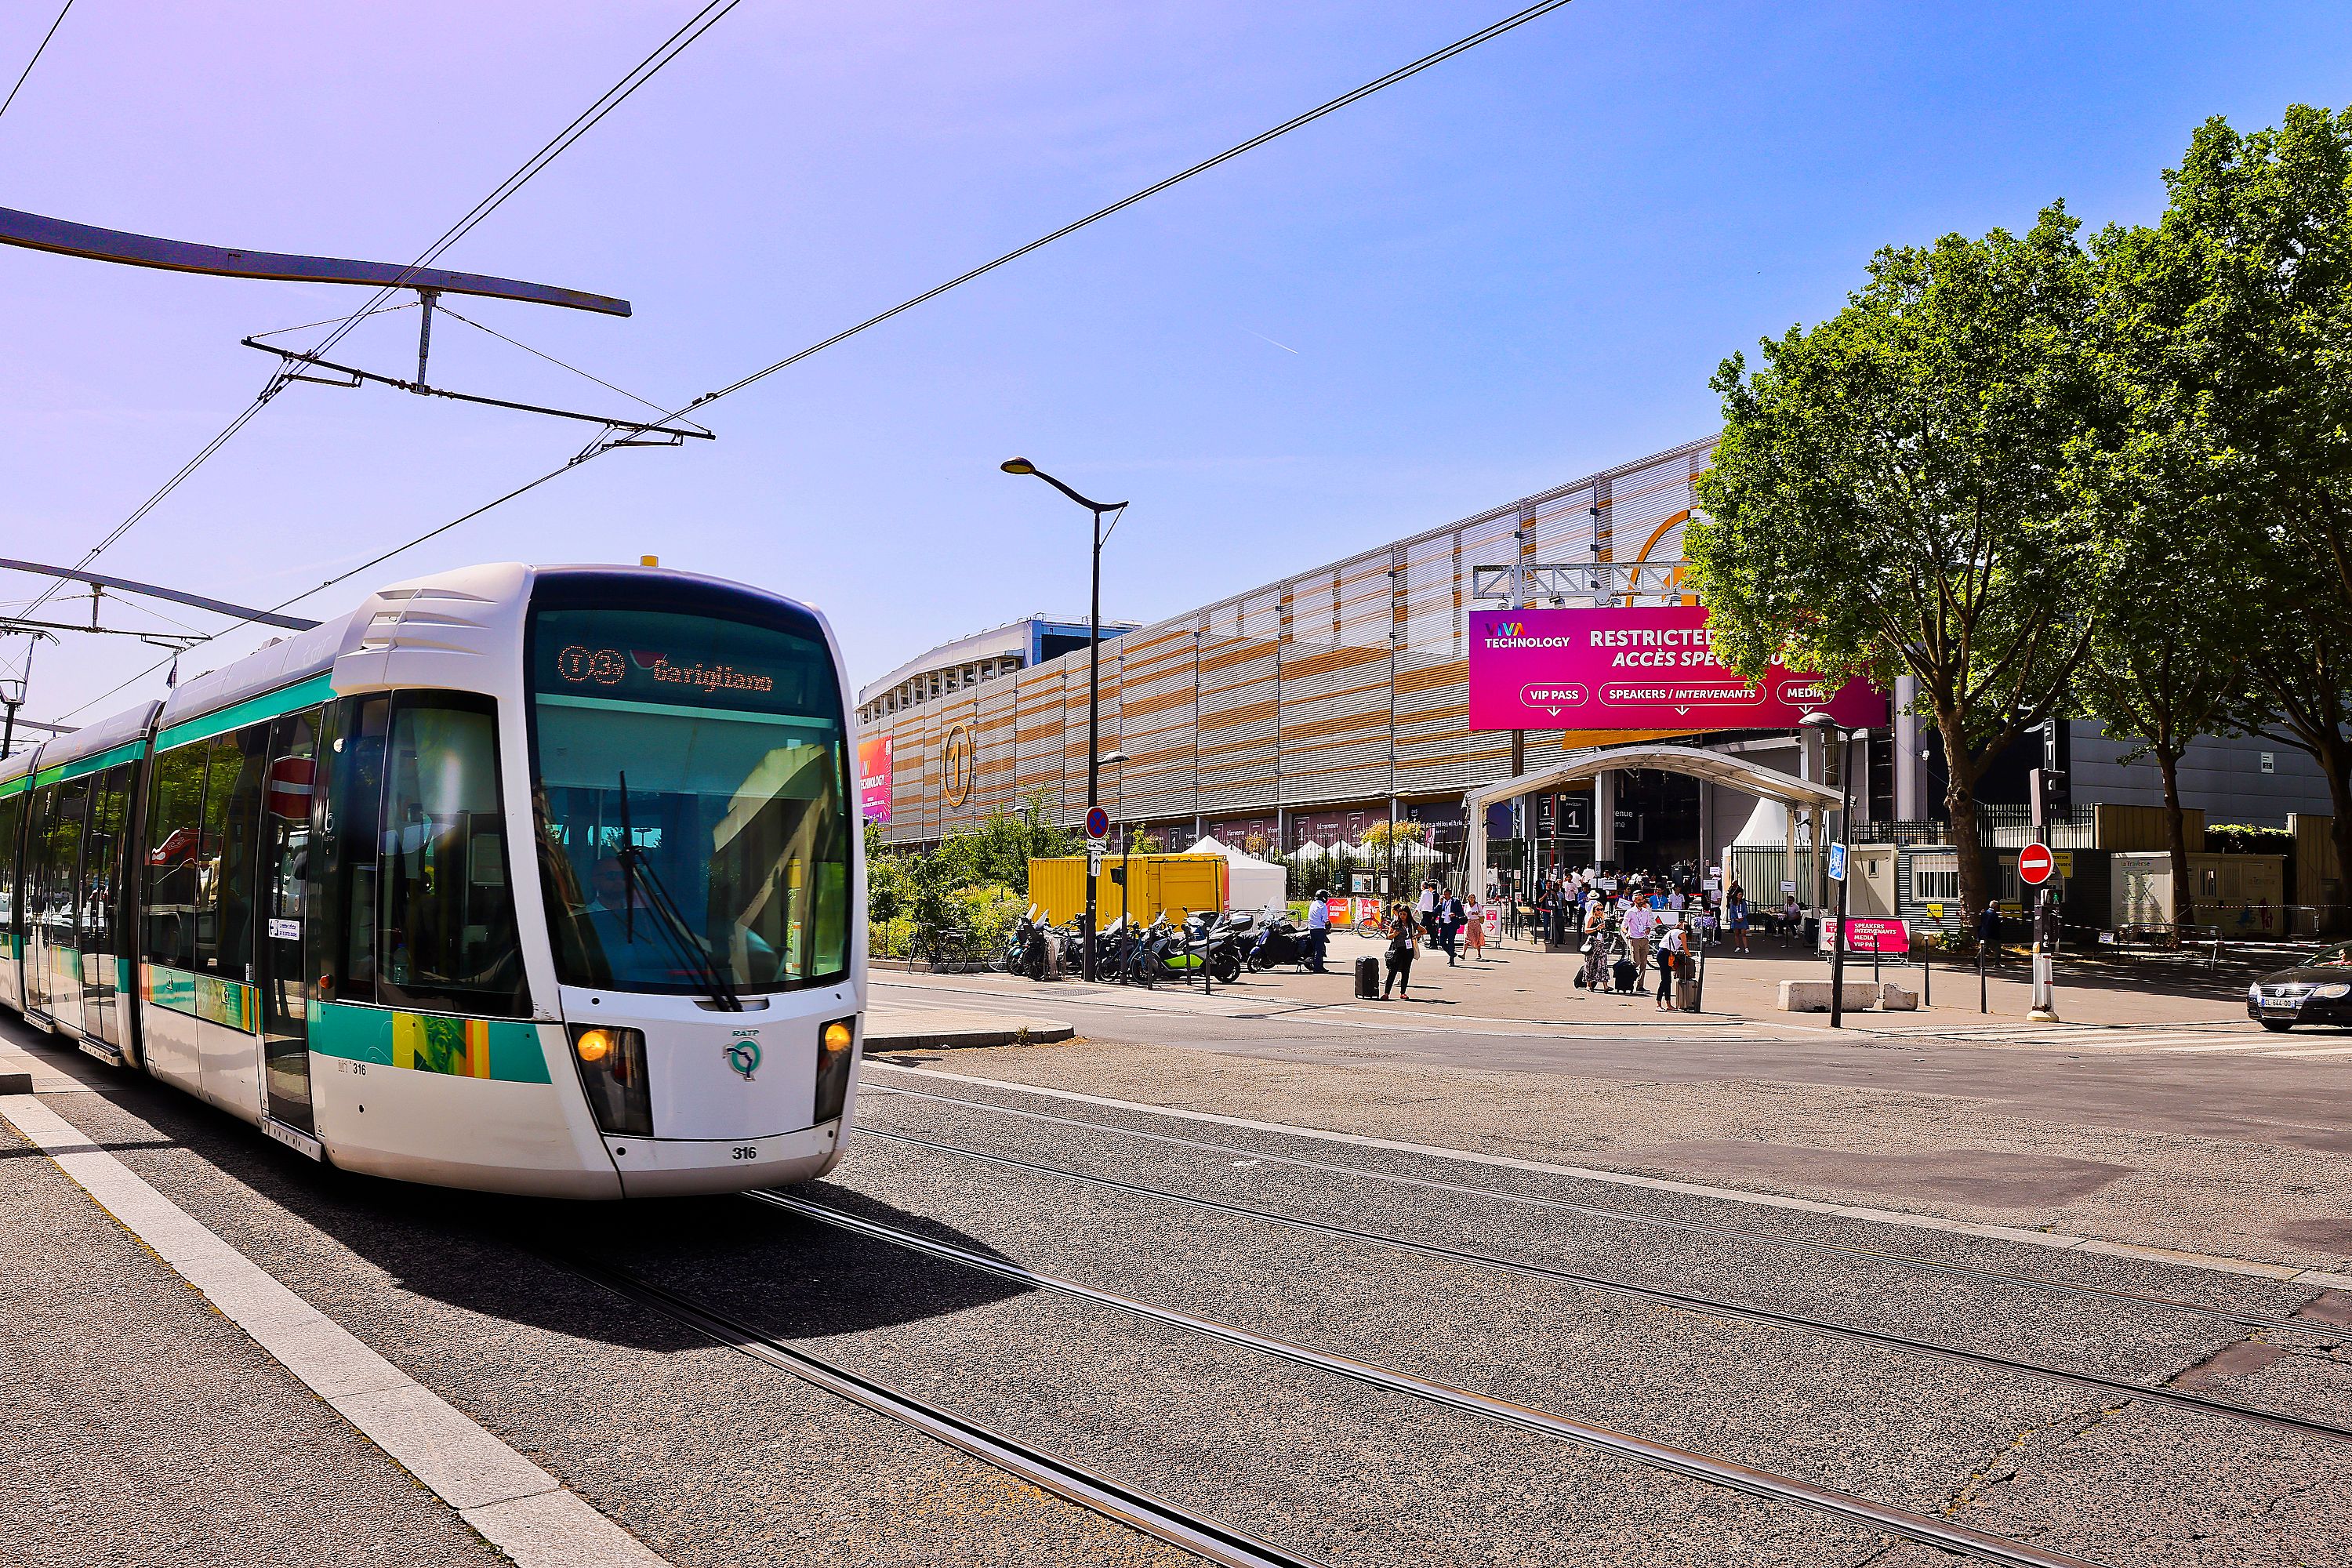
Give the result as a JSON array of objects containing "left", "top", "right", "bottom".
[
  {"left": 568, "top": 1023, "right": 652, "bottom": 1137},
  {"left": 815, "top": 1016, "right": 858, "bottom": 1124}
]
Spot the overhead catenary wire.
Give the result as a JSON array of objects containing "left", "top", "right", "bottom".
[
  {"left": 0, "top": 0, "right": 75, "bottom": 125},
  {"left": 47, "top": 0, "right": 1577, "bottom": 723},
  {"left": 15, "top": 0, "right": 747, "bottom": 632}
]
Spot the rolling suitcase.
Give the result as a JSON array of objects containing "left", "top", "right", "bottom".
[
  {"left": 1611, "top": 958, "right": 1639, "bottom": 994},
  {"left": 1354, "top": 955, "right": 1381, "bottom": 999}
]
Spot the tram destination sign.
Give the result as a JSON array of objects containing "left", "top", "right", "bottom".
[{"left": 1467, "top": 606, "right": 1885, "bottom": 734}]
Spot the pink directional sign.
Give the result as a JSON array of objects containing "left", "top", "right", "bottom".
[{"left": 1467, "top": 607, "right": 1885, "bottom": 733}]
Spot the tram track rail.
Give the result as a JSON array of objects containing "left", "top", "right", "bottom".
[
  {"left": 854, "top": 1123, "right": 2352, "bottom": 1447},
  {"left": 748, "top": 1189, "right": 2107, "bottom": 1568},
  {"left": 865, "top": 1080, "right": 2332, "bottom": 1337},
  {"left": 550, "top": 1250, "right": 1326, "bottom": 1568}
]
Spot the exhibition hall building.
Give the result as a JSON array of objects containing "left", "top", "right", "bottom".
[{"left": 855, "top": 436, "right": 2341, "bottom": 931}]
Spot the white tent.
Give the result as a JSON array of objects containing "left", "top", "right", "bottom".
[{"left": 1185, "top": 835, "right": 1287, "bottom": 913}]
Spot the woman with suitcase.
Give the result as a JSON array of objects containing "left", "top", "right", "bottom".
[{"left": 1381, "top": 903, "right": 1417, "bottom": 999}]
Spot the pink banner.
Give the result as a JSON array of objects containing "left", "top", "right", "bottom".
[
  {"left": 1823, "top": 917, "right": 1910, "bottom": 954},
  {"left": 1467, "top": 607, "right": 1886, "bottom": 733},
  {"left": 858, "top": 734, "right": 893, "bottom": 823}
]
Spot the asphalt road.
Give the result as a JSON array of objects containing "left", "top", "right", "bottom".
[
  {"left": 866, "top": 975, "right": 2352, "bottom": 1269},
  {"left": 5, "top": 997, "right": 2350, "bottom": 1567}
]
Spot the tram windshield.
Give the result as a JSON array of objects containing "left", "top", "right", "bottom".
[{"left": 529, "top": 601, "right": 852, "bottom": 998}]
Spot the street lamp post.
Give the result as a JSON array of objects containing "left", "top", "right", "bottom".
[
  {"left": 1802, "top": 712, "right": 1856, "bottom": 1028},
  {"left": 1003, "top": 458, "right": 1129, "bottom": 981},
  {"left": 0, "top": 632, "right": 56, "bottom": 760}
]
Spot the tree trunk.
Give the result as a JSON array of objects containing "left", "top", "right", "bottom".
[
  {"left": 1937, "top": 710, "right": 1991, "bottom": 931},
  {"left": 2157, "top": 746, "right": 2192, "bottom": 942},
  {"left": 2325, "top": 747, "right": 2352, "bottom": 939}
]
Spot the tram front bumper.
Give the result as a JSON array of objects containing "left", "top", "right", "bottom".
[{"left": 603, "top": 1118, "right": 844, "bottom": 1198}]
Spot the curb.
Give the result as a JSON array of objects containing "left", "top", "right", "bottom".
[{"left": 867, "top": 1022, "right": 1076, "bottom": 1051}]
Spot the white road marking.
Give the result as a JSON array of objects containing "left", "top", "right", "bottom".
[
  {"left": 0, "top": 1073, "right": 669, "bottom": 1568},
  {"left": 869, "top": 1061, "right": 2352, "bottom": 1296}
]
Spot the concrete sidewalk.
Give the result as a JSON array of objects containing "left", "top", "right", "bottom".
[{"left": 874, "top": 931, "right": 2285, "bottom": 1048}]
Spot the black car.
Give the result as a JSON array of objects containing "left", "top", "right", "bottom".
[{"left": 2247, "top": 941, "right": 2352, "bottom": 1031}]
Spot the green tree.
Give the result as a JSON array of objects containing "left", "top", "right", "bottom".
[
  {"left": 1690, "top": 205, "right": 2102, "bottom": 924},
  {"left": 2071, "top": 221, "right": 2244, "bottom": 930},
  {"left": 2095, "top": 107, "right": 2352, "bottom": 927}
]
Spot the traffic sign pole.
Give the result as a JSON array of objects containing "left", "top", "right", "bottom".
[{"left": 2024, "top": 779, "right": 2060, "bottom": 1022}]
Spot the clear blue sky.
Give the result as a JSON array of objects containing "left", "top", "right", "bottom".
[{"left": 3, "top": 1, "right": 2347, "bottom": 723}]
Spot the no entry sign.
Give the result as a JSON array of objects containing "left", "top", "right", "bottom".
[{"left": 2018, "top": 843, "right": 2056, "bottom": 886}]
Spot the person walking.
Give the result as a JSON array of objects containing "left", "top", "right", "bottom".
[
  {"left": 1465, "top": 897, "right": 1487, "bottom": 961},
  {"left": 1656, "top": 921, "right": 1688, "bottom": 1009},
  {"left": 1978, "top": 900, "right": 2002, "bottom": 967},
  {"left": 1381, "top": 902, "right": 1417, "bottom": 1000},
  {"left": 1439, "top": 887, "right": 1465, "bottom": 965},
  {"left": 1416, "top": 880, "right": 1439, "bottom": 947},
  {"left": 1623, "top": 898, "right": 1656, "bottom": 978},
  {"left": 1305, "top": 888, "right": 1332, "bottom": 973},
  {"left": 1728, "top": 881, "right": 1749, "bottom": 953}
]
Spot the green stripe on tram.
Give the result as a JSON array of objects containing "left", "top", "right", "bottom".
[
  {"left": 48, "top": 739, "right": 151, "bottom": 786},
  {"left": 155, "top": 670, "right": 336, "bottom": 753},
  {"left": 310, "top": 1001, "right": 551, "bottom": 1083},
  {"left": 142, "top": 964, "right": 259, "bottom": 1032}
]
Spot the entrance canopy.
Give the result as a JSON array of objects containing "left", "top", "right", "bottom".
[{"left": 1462, "top": 743, "right": 1841, "bottom": 898}]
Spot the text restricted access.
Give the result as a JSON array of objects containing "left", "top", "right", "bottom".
[{"left": 1467, "top": 607, "right": 1885, "bottom": 734}]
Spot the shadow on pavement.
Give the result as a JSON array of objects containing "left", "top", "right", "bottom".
[{"left": 3, "top": 1022, "right": 1032, "bottom": 1353}]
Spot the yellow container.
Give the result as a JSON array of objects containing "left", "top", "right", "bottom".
[{"left": 1027, "top": 853, "right": 1230, "bottom": 927}]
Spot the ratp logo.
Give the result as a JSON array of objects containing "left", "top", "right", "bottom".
[{"left": 724, "top": 1036, "right": 761, "bottom": 1081}]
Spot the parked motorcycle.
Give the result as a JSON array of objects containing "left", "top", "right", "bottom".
[{"left": 1249, "top": 916, "right": 1316, "bottom": 972}]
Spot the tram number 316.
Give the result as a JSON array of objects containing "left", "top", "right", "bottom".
[{"left": 730, "top": 1145, "right": 760, "bottom": 1161}]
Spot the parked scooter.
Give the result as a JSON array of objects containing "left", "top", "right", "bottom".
[
  {"left": 1001, "top": 906, "right": 1052, "bottom": 980},
  {"left": 1249, "top": 914, "right": 1316, "bottom": 972}
]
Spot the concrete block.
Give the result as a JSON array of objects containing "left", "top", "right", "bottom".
[
  {"left": 1880, "top": 982, "right": 1919, "bottom": 1011},
  {"left": 1777, "top": 980, "right": 1884, "bottom": 1013}
]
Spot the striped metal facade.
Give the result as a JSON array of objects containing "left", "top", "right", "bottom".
[{"left": 870, "top": 436, "right": 1715, "bottom": 844}]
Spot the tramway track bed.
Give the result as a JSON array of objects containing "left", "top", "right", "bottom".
[
  {"left": 564, "top": 1186, "right": 2013, "bottom": 1567},
  {"left": 774, "top": 1083, "right": 2352, "bottom": 1565},
  {"left": 857, "top": 1069, "right": 2337, "bottom": 1337}
]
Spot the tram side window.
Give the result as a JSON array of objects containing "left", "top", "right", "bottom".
[
  {"left": 201, "top": 724, "right": 270, "bottom": 983},
  {"left": 143, "top": 742, "right": 211, "bottom": 971},
  {"left": 38, "top": 780, "right": 90, "bottom": 945},
  {"left": 376, "top": 696, "right": 525, "bottom": 1016},
  {"left": 315, "top": 695, "right": 389, "bottom": 1006},
  {"left": 82, "top": 765, "right": 132, "bottom": 959}
]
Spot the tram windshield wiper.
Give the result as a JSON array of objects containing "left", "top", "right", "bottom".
[{"left": 613, "top": 772, "right": 742, "bottom": 1012}]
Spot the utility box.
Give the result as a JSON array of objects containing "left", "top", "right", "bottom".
[
  {"left": 1028, "top": 853, "right": 1229, "bottom": 927},
  {"left": 1843, "top": 844, "right": 1900, "bottom": 919}
]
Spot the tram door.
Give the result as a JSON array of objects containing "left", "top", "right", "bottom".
[
  {"left": 20, "top": 788, "right": 50, "bottom": 1018},
  {"left": 257, "top": 709, "right": 319, "bottom": 1132},
  {"left": 28, "top": 781, "right": 89, "bottom": 1036},
  {"left": 77, "top": 765, "right": 133, "bottom": 1052}
]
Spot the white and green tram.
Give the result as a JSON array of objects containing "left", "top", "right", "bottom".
[{"left": 0, "top": 562, "right": 866, "bottom": 1197}]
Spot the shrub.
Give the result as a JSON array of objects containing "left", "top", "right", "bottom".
[{"left": 2207, "top": 823, "right": 2295, "bottom": 855}]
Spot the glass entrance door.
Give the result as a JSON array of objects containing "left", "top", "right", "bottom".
[{"left": 257, "top": 709, "right": 319, "bottom": 1132}]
